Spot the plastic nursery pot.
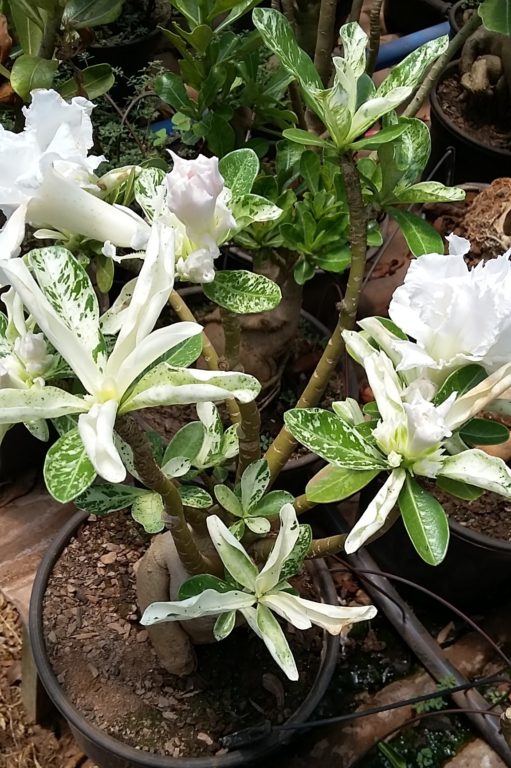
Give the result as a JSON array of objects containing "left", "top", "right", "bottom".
[
  {"left": 29, "top": 509, "right": 339, "bottom": 768},
  {"left": 341, "top": 477, "right": 511, "bottom": 610},
  {"left": 383, "top": 0, "right": 452, "bottom": 34},
  {"left": 427, "top": 61, "right": 511, "bottom": 184}
]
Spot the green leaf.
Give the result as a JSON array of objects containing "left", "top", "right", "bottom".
[
  {"left": 479, "top": 0, "right": 511, "bottom": 35},
  {"left": 378, "top": 743, "right": 407, "bottom": 768},
  {"left": 246, "top": 517, "right": 272, "bottom": 534},
  {"left": 349, "top": 123, "right": 407, "bottom": 151},
  {"left": 282, "top": 128, "right": 332, "bottom": 148},
  {"left": 205, "top": 113, "right": 236, "bottom": 157},
  {"left": 314, "top": 246, "right": 351, "bottom": 273},
  {"left": 252, "top": 8, "right": 322, "bottom": 94},
  {"left": 250, "top": 490, "right": 294, "bottom": 518},
  {"left": 216, "top": 0, "right": 260, "bottom": 31},
  {"left": 75, "top": 483, "right": 148, "bottom": 515},
  {"left": 284, "top": 408, "right": 388, "bottom": 470},
  {"left": 388, "top": 208, "right": 443, "bottom": 257},
  {"left": 58, "top": 64, "right": 115, "bottom": 100},
  {"left": 379, "top": 118, "right": 430, "bottom": 198},
  {"left": 28, "top": 247, "right": 106, "bottom": 375},
  {"left": 256, "top": 602, "right": 298, "bottom": 680},
  {"left": 95, "top": 252, "right": 114, "bottom": 294},
  {"left": 154, "top": 72, "right": 193, "bottom": 113},
  {"left": 202, "top": 270, "right": 281, "bottom": 314},
  {"left": 459, "top": 418, "right": 510, "bottom": 446},
  {"left": 306, "top": 465, "right": 380, "bottom": 503},
  {"left": 232, "top": 194, "right": 282, "bottom": 228},
  {"left": 9, "top": 6, "right": 43, "bottom": 54},
  {"left": 241, "top": 458, "right": 270, "bottom": 511},
  {"left": 133, "top": 167, "right": 166, "bottom": 222},
  {"left": 214, "top": 485, "right": 244, "bottom": 516},
  {"left": 219, "top": 149, "right": 259, "bottom": 197},
  {"left": 398, "top": 474, "right": 449, "bottom": 566},
  {"left": 435, "top": 476, "right": 484, "bottom": 501},
  {"left": 393, "top": 181, "right": 465, "bottom": 205},
  {"left": 63, "top": 0, "right": 123, "bottom": 28},
  {"left": 163, "top": 422, "right": 205, "bottom": 465},
  {"left": 52, "top": 414, "right": 78, "bottom": 436},
  {"left": 293, "top": 259, "right": 315, "bottom": 285},
  {"left": 179, "top": 574, "right": 233, "bottom": 600},
  {"left": 44, "top": 428, "right": 96, "bottom": 503},
  {"left": 159, "top": 335, "right": 203, "bottom": 368},
  {"left": 214, "top": 610, "right": 237, "bottom": 640},
  {"left": 179, "top": 486, "right": 213, "bottom": 508},
  {"left": 9, "top": 0, "right": 45, "bottom": 28},
  {"left": 11, "top": 55, "right": 57, "bottom": 101},
  {"left": 279, "top": 523, "right": 311, "bottom": 581},
  {"left": 433, "top": 364, "right": 488, "bottom": 405},
  {"left": 131, "top": 492, "right": 165, "bottom": 533},
  {"left": 160, "top": 456, "right": 191, "bottom": 478}
]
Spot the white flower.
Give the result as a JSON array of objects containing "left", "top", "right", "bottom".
[
  {"left": 0, "top": 221, "right": 260, "bottom": 483},
  {"left": 0, "top": 89, "right": 149, "bottom": 254},
  {"left": 389, "top": 235, "right": 511, "bottom": 378},
  {"left": 164, "top": 152, "right": 237, "bottom": 283},
  {"left": 142, "top": 504, "right": 377, "bottom": 680}
]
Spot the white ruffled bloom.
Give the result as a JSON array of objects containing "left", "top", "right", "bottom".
[
  {"left": 165, "top": 152, "right": 237, "bottom": 283},
  {"left": 0, "top": 89, "right": 149, "bottom": 255},
  {"left": 389, "top": 235, "right": 511, "bottom": 378}
]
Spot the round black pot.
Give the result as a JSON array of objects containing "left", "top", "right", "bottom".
[
  {"left": 427, "top": 61, "right": 511, "bottom": 184},
  {"left": 341, "top": 478, "right": 511, "bottom": 610},
  {"left": 29, "top": 509, "right": 339, "bottom": 768},
  {"left": 384, "top": 0, "right": 451, "bottom": 34},
  {"left": 448, "top": 0, "right": 478, "bottom": 33}
]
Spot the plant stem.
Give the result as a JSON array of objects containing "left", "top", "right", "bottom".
[
  {"left": 294, "top": 494, "right": 317, "bottom": 515},
  {"left": 281, "top": 0, "right": 296, "bottom": 27},
  {"left": 403, "top": 11, "right": 482, "bottom": 118},
  {"left": 264, "top": 154, "right": 367, "bottom": 481},
  {"left": 38, "top": 6, "right": 63, "bottom": 59},
  {"left": 220, "top": 308, "right": 241, "bottom": 371},
  {"left": 314, "top": 0, "right": 337, "bottom": 85},
  {"left": 116, "top": 414, "right": 216, "bottom": 575},
  {"left": 236, "top": 401, "right": 261, "bottom": 481},
  {"left": 252, "top": 532, "right": 346, "bottom": 561},
  {"left": 365, "top": 0, "right": 384, "bottom": 77},
  {"left": 168, "top": 290, "right": 241, "bottom": 424},
  {"left": 349, "top": 0, "right": 364, "bottom": 23},
  {"left": 289, "top": 81, "right": 308, "bottom": 130}
]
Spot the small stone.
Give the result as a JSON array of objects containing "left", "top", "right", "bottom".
[
  {"left": 136, "top": 630, "right": 148, "bottom": 643},
  {"left": 162, "top": 710, "right": 177, "bottom": 720},
  {"left": 99, "top": 551, "right": 117, "bottom": 565},
  {"left": 197, "top": 732, "right": 213, "bottom": 746}
]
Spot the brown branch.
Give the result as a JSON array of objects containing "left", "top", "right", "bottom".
[
  {"left": 366, "top": 0, "right": 384, "bottom": 77},
  {"left": 314, "top": 0, "right": 337, "bottom": 85}
]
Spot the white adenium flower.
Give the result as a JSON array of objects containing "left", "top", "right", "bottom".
[
  {"left": 165, "top": 152, "right": 237, "bottom": 283},
  {"left": 0, "top": 89, "right": 149, "bottom": 255},
  {"left": 0, "top": 221, "right": 260, "bottom": 484},
  {"left": 141, "top": 504, "right": 377, "bottom": 680},
  {"left": 388, "top": 235, "right": 511, "bottom": 378}
]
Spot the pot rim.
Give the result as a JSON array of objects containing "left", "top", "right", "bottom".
[
  {"left": 29, "top": 509, "right": 338, "bottom": 768},
  {"left": 430, "top": 60, "right": 511, "bottom": 159}
]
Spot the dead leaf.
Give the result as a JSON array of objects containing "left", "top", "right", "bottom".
[{"left": 0, "top": 14, "right": 12, "bottom": 66}]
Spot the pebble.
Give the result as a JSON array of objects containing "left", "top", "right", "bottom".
[
  {"left": 99, "top": 552, "right": 117, "bottom": 565},
  {"left": 136, "top": 630, "right": 148, "bottom": 643},
  {"left": 197, "top": 732, "right": 213, "bottom": 745}
]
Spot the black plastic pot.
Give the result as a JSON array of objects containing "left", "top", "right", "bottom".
[
  {"left": 428, "top": 61, "right": 511, "bottom": 183},
  {"left": 384, "top": 0, "right": 452, "bottom": 34},
  {"left": 335, "top": 477, "right": 511, "bottom": 610},
  {"left": 29, "top": 509, "right": 338, "bottom": 768},
  {"left": 448, "top": 0, "right": 478, "bottom": 33}
]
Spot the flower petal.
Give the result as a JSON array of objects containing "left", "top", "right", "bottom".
[
  {"left": 256, "top": 603, "right": 298, "bottom": 681},
  {"left": 255, "top": 503, "right": 300, "bottom": 595},
  {"left": 78, "top": 400, "right": 125, "bottom": 483},
  {"left": 141, "top": 589, "right": 255, "bottom": 626},
  {"left": 0, "top": 204, "right": 27, "bottom": 260},
  {"left": 344, "top": 468, "right": 406, "bottom": 553},
  {"left": 262, "top": 591, "right": 377, "bottom": 635}
]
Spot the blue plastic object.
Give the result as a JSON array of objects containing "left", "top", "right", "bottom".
[
  {"left": 149, "top": 118, "right": 174, "bottom": 135},
  {"left": 375, "top": 21, "right": 450, "bottom": 70}
]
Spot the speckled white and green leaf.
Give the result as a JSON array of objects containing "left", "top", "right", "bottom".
[
  {"left": 44, "top": 428, "right": 96, "bottom": 503},
  {"left": 24, "top": 419, "right": 49, "bottom": 442},
  {"left": 392, "top": 181, "right": 465, "bottom": 205},
  {"left": 160, "top": 456, "right": 191, "bottom": 478},
  {"left": 179, "top": 486, "right": 213, "bottom": 509},
  {"left": 213, "top": 610, "right": 237, "bottom": 641},
  {"left": 220, "top": 423, "right": 239, "bottom": 460},
  {"left": 340, "top": 23, "right": 368, "bottom": 80},
  {"left": 231, "top": 194, "right": 282, "bottom": 229},
  {"left": 131, "top": 492, "right": 165, "bottom": 533},
  {"left": 0, "top": 313, "right": 11, "bottom": 358},
  {"left": 219, "top": 149, "right": 259, "bottom": 198},
  {"left": 0, "top": 387, "right": 86, "bottom": 424},
  {"left": 379, "top": 118, "right": 431, "bottom": 198},
  {"left": 195, "top": 402, "right": 223, "bottom": 466},
  {"left": 120, "top": 365, "right": 261, "bottom": 412},
  {"left": 377, "top": 35, "right": 448, "bottom": 98},
  {"left": 113, "top": 434, "right": 143, "bottom": 482},
  {"left": 241, "top": 459, "right": 270, "bottom": 511},
  {"left": 134, "top": 167, "right": 165, "bottom": 221},
  {"left": 75, "top": 483, "right": 148, "bottom": 515},
  {"left": 215, "top": 484, "right": 243, "bottom": 516},
  {"left": 284, "top": 408, "right": 388, "bottom": 470},
  {"left": 203, "top": 270, "right": 281, "bottom": 314},
  {"left": 28, "top": 247, "right": 106, "bottom": 369},
  {"left": 100, "top": 279, "right": 137, "bottom": 336},
  {"left": 256, "top": 603, "right": 298, "bottom": 681},
  {"left": 279, "top": 523, "right": 312, "bottom": 580},
  {"left": 159, "top": 335, "right": 203, "bottom": 368}
]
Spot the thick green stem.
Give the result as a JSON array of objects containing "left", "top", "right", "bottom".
[
  {"left": 294, "top": 494, "right": 317, "bottom": 515},
  {"left": 314, "top": 0, "right": 337, "bottom": 85},
  {"left": 289, "top": 81, "right": 308, "bottom": 130},
  {"left": 168, "top": 290, "right": 240, "bottom": 424},
  {"left": 252, "top": 533, "right": 346, "bottom": 562},
  {"left": 403, "top": 11, "right": 482, "bottom": 118},
  {"left": 235, "top": 401, "right": 261, "bottom": 481},
  {"left": 38, "top": 7, "right": 63, "bottom": 59},
  {"left": 220, "top": 308, "right": 242, "bottom": 371},
  {"left": 116, "top": 414, "right": 216, "bottom": 576},
  {"left": 365, "top": 0, "right": 384, "bottom": 77},
  {"left": 265, "top": 154, "right": 367, "bottom": 481}
]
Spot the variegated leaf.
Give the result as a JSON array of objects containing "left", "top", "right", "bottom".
[
  {"left": 284, "top": 408, "right": 388, "bottom": 469},
  {"left": 44, "top": 428, "right": 96, "bottom": 502},
  {"left": 134, "top": 167, "right": 165, "bottom": 221},
  {"left": 202, "top": 270, "right": 281, "bottom": 314},
  {"left": 377, "top": 35, "right": 448, "bottom": 98},
  {"left": 393, "top": 181, "right": 465, "bottom": 204},
  {"left": 232, "top": 194, "right": 282, "bottom": 228},
  {"left": 241, "top": 459, "right": 270, "bottom": 511},
  {"left": 340, "top": 23, "right": 368, "bottom": 79},
  {"left": 0, "top": 387, "right": 86, "bottom": 423},
  {"left": 131, "top": 492, "right": 166, "bottom": 533},
  {"left": 256, "top": 603, "right": 298, "bottom": 681},
  {"left": 178, "top": 486, "right": 213, "bottom": 508},
  {"left": 28, "top": 247, "right": 106, "bottom": 370},
  {"left": 75, "top": 483, "right": 148, "bottom": 515},
  {"left": 218, "top": 149, "right": 259, "bottom": 197},
  {"left": 214, "top": 610, "right": 237, "bottom": 641},
  {"left": 214, "top": 484, "right": 243, "bottom": 516}
]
